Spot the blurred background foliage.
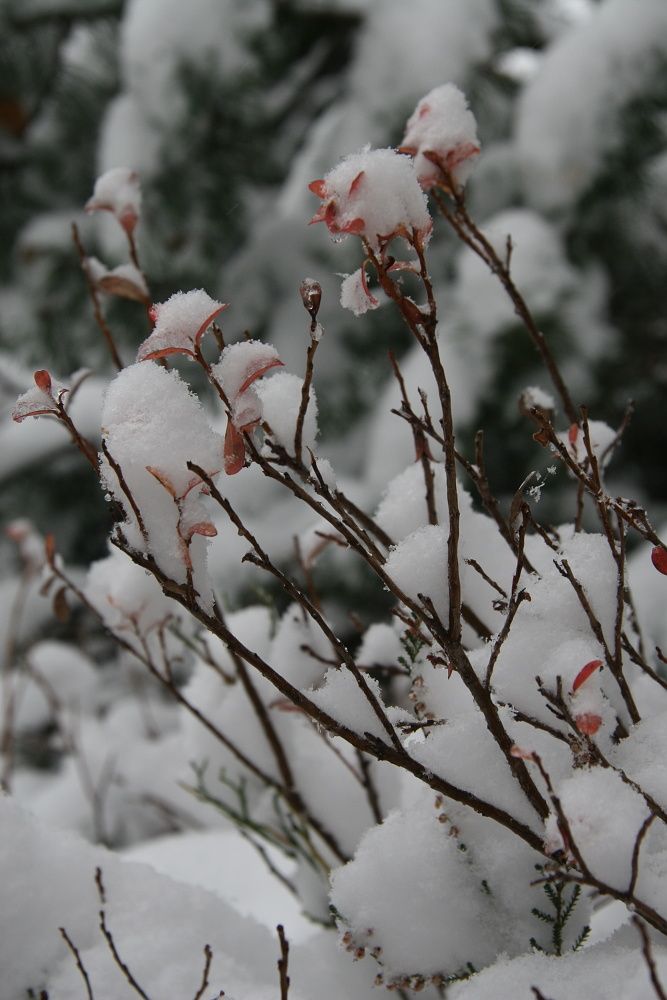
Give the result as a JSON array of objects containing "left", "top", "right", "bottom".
[{"left": 1, "top": 0, "right": 665, "bottom": 578}]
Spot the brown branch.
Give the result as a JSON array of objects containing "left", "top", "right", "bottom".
[
  {"left": 95, "top": 867, "right": 151, "bottom": 1000},
  {"left": 72, "top": 223, "right": 123, "bottom": 372},
  {"left": 634, "top": 917, "right": 667, "bottom": 1000},
  {"left": 294, "top": 332, "right": 320, "bottom": 466},
  {"left": 59, "top": 927, "right": 95, "bottom": 1000},
  {"left": 192, "top": 944, "right": 213, "bottom": 1000},
  {"left": 556, "top": 558, "right": 640, "bottom": 724},
  {"left": 429, "top": 177, "right": 577, "bottom": 424},
  {"left": 629, "top": 815, "right": 656, "bottom": 896}
]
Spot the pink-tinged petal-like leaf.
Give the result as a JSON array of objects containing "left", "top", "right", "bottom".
[
  {"left": 309, "top": 201, "right": 338, "bottom": 227},
  {"left": 341, "top": 217, "right": 365, "bottom": 235},
  {"left": 12, "top": 407, "right": 55, "bottom": 423},
  {"left": 574, "top": 712, "right": 603, "bottom": 736},
  {"left": 137, "top": 291, "right": 227, "bottom": 363},
  {"left": 193, "top": 302, "right": 229, "bottom": 350},
  {"left": 510, "top": 745, "right": 535, "bottom": 761},
  {"left": 140, "top": 346, "right": 197, "bottom": 362},
  {"left": 119, "top": 207, "right": 138, "bottom": 234},
  {"left": 34, "top": 370, "right": 52, "bottom": 393},
  {"left": 224, "top": 420, "right": 246, "bottom": 475},
  {"left": 97, "top": 273, "right": 150, "bottom": 304},
  {"left": 568, "top": 423, "right": 579, "bottom": 446},
  {"left": 444, "top": 142, "right": 480, "bottom": 171},
  {"left": 651, "top": 546, "right": 667, "bottom": 575},
  {"left": 237, "top": 357, "right": 284, "bottom": 395},
  {"left": 185, "top": 521, "right": 218, "bottom": 542},
  {"left": 308, "top": 179, "right": 327, "bottom": 198},
  {"left": 359, "top": 264, "right": 379, "bottom": 307},
  {"left": 146, "top": 465, "right": 179, "bottom": 498},
  {"left": 348, "top": 170, "right": 365, "bottom": 197},
  {"left": 572, "top": 658, "right": 603, "bottom": 693}
]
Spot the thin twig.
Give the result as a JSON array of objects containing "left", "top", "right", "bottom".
[
  {"left": 633, "top": 917, "right": 667, "bottom": 1000},
  {"left": 192, "top": 944, "right": 213, "bottom": 1000},
  {"left": 277, "top": 925, "right": 290, "bottom": 1000},
  {"left": 95, "top": 867, "right": 151, "bottom": 1000},
  {"left": 72, "top": 223, "right": 123, "bottom": 371},
  {"left": 59, "top": 927, "right": 94, "bottom": 1000}
]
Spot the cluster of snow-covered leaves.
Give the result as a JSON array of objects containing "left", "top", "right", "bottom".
[{"left": 4, "top": 65, "right": 667, "bottom": 1000}]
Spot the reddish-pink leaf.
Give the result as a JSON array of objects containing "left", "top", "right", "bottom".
[
  {"left": 140, "top": 346, "right": 196, "bottom": 362},
  {"left": 308, "top": 179, "right": 327, "bottom": 198},
  {"left": 34, "top": 369, "right": 52, "bottom": 393},
  {"left": 224, "top": 420, "right": 246, "bottom": 475},
  {"left": 97, "top": 273, "right": 150, "bottom": 304},
  {"left": 146, "top": 465, "right": 178, "bottom": 498},
  {"left": 342, "top": 217, "right": 365, "bottom": 235},
  {"left": 45, "top": 534, "right": 56, "bottom": 565},
  {"left": 568, "top": 423, "right": 579, "bottom": 446},
  {"left": 193, "top": 303, "right": 229, "bottom": 350},
  {"left": 359, "top": 264, "right": 379, "bottom": 307},
  {"left": 574, "top": 712, "right": 602, "bottom": 736},
  {"left": 119, "top": 207, "right": 138, "bottom": 234},
  {"left": 186, "top": 521, "right": 218, "bottom": 541},
  {"left": 572, "top": 658, "right": 603, "bottom": 693},
  {"left": 651, "top": 546, "right": 667, "bottom": 575},
  {"left": 237, "top": 358, "right": 284, "bottom": 395},
  {"left": 348, "top": 170, "right": 365, "bottom": 197},
  {"left": 52, "top": 586, "right": 70, "bottom": 624}
]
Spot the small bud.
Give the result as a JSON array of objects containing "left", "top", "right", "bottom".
[{"left": 300, "top": 278, "right": 322, "bottom": 323}]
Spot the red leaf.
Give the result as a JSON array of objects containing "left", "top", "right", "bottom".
[
  {"left": 574, "top": 712, "right": 602, "bottom": 736},
  {"left": 34, "top": 369, "right": 52, "bottom": 393},
  {"left": 237, "top": 357, "right": 284, "bottom": 395},
  {"left": 224, "top": 420, "right": 246, "bottom": 475},
  {"left": 308, "top": 179, "right": 327, "bottom": 198},
  {"left": 572, "top": 658, "right": 603, "bottom": 693},
  {"left": 44, "top": 534, "right": 56, "bottom": 565},
  {"left": 568, "top": 423, "right": 579, "bottom": 446},
  {"left": 119, "top": 207, "right": 138, "bottom": 234},
  {"left": 651, "top": 546, "right": 667, "bottom": 575},
  {"left": 53, "top": 586, "right": 70, "bottom": 623},
  {"left": 348, "top": 170, "right": 365, "bottom": 197},
  {"left": 186, "top": 521, "right": 218, "bottom": 541},
  {"left": 146, "top": 465, "right": 178, "bottom": 498},
  {"left": 342, "top": 216, "right": 365, "bottom": 235},
  {"left": 193, "top": 303, "right": 229, "bottom": 349},
  {"left": 140, "top": 346, "right": 196, "bottom": 361}
]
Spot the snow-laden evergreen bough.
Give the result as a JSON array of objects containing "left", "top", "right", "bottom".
[{"left": 8, "top": 82, "right": 667, "bottom": 998}]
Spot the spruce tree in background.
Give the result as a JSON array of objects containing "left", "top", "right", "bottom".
[{"left": 1, "top": 0, "right": 665, "bottom": 569}]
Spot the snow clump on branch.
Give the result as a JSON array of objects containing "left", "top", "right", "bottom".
[
  {"left": 85, "top": 166, "right": 142, "bottom": 234},
  {"left": 309, "top": 147, "right": 432, "bottom": 251},
  {"left": 137, "top": 289, "right": 228, "bottom": 361},
  {"left": 100, "top": 362, "right": 223, "bottom": 603},
  {"left": 400, "top": 82, "right": 480, "bottom": 191}
]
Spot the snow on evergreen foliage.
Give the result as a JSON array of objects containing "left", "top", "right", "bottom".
[{"left": 3, "top": 4, "right": 667, "bottom": 998}]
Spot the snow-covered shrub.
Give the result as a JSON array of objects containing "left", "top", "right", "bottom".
[{"left": 5, "top": 73, "right": 667, "bottom": 1000}]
